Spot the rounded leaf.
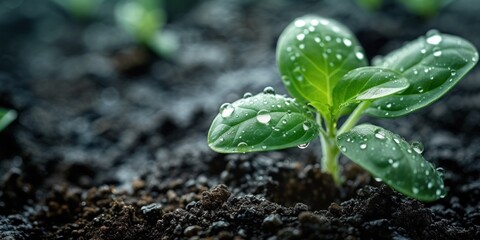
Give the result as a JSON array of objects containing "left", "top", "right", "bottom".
[
  {"left": 368, "top": 31, "right": 479, "bottom": 117},
  {"left": 276, "top": 15, "right": 367, "bottom": 114},
  {"left": 333, "top": 67, "right": 409, "bottom": 116},
  {"left": 337, "top": 124, "right": 446, "bottom": 201},
  {"left": 208, "top": 92, "right": 320, "bottom": 153}
]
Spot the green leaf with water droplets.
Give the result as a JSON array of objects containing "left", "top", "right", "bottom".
[
  {"left": 276, "top": 15, "right": 367, "bottom": 116},
  {"left": 0, "top": 108, "right": 17, "bottom": 132},
  {"left": 337, "top": 124, "right": 445, "bottom": 201},
  {"left": 368, "top": 31, "right": 479, "bottom": 118},
  {"left": 332, "top": 67, "right": 409, "bottom": 116},
  {"left": 208, "top": 91, "right": 320, "bottom": 153}
]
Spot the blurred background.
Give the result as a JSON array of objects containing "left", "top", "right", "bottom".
[{"left": 1, "top": 0, "right": 480, "bottom": 238}]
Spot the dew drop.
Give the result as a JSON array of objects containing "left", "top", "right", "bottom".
[
  {"left": 412, "top": 187, "right": 419, "bottom": 194},
  {"left": 310, "top": 19, "right": 319, "bottom": 26},
  {"left": 360, "top": 143, "right": 367, "bottom": 149},
  {"left": 436, "top": 167, "right": 445, "bottom": 177},
  {"left": 294, "top": 19, "right": 306, "bottom": 27},
  {"left": 256, "top": 110, "right": 271, "bottom": 124},
  {"left": 281, "top": 119, "right": 288, "bottom": 124},
  {"left": 325, "top": 35, "right": 332, "bottom": 41},
  {"left": 340, "top": 146, "right": 347, "bottom": 152},
  {"left": 262, "top": 145, "right": 267, "bottom": 150},
  {"left": 374, "top": 177, "right": 382, "bottom": 182},
  {"left": 314, "top": 37, "right": 321, "bottom": 43},
  {"left": 263, "top": 86, "right": 276, "bottom": 95},
  {"left": 355, "top": 52, "right": 364, "bottom": 60},
  {"left": 417, "top": 86, "right": 424, "bottom": 93},
  {"left": 386, "top": 103, "right": 392, "bottom": 108},
  {"left": 343, "top": 38, "right": 352, "bottom": 47},
  {"left": 393, "top": 138, "right": 400, "bottom": 144},
  {"left": 296, "top": 33, "right": 305, "bottom": 41},
  {"left": 427, "top": 182, "right": 433, "bottom": 189},
  {"left": 243, "top": 92, "right": 252, "bottom": 98},
  {"left": 298, "top": 142, "right": 310, "bottom": 149},
  {"left": 220, "top": 138, "right": 224, "bottom": 142},
  {"left": 320, "top": 19, "right": 329, "bottom": 25},
  {"left": 237, "top": 142, "right": 248, "bottom": 151},
  {"left": 420, "top": 49, "right": 427, "bottom": 54},
  {"left": 299, "top": 44, "right": 305, "bottom": 49},
  {"left": 346, "top": 138, "right": 351, "bottom": 143},
  {"left": 308, "top": 26, "right": 315, "bottom": 32},
  {"left": 220, "top": 103, "right": 235, "bottom": 118},
  {"left": 433, "top": 50, "right": 442, "bottom": 57},
  {"left": 392, "top": 161, "right": 399, "bottom": 168},
  {"left": 302, "top": 121, "right": 311, "bottom": 131},
  {"left": 336, "top": 53, "right": 342, "bottom": 60},
  {"left": 426, "top": 30, "right": 442, "bottom": 45},
  {"left": 374, "top": 129, "right": 385, "bottom": 140},
  {"left": 411, "top": 141, "right": 424, "bottom": 154}
]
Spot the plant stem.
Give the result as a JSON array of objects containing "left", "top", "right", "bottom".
[
  {"left": 318, "top": 113, "right": 341, "bottom": 184},
  {"left": 337, "top": 101, "right": 371, "bottom": 136},
  {"left": 318, "top": 101, "right": 371, "bottom": 185}
]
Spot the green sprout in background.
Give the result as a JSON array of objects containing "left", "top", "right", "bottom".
[
  {"left": 355, "top": 0, "right": 454, "bottom": 17},
  {"left": 0, "top": 108, "right": 17, "bottom": 132},
  {"left": 208, "top": 15, "right": 478, "bottom": 201},
  {"left": 115, "top": 0, "right": 178, "bottom": 57},
  {"left": 51, "top": 0, "right": 104, "bottom": 21}
]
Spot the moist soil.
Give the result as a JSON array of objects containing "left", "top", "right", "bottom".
[{"left": 1, "top": 0, "right": 480, "bottom": 239}]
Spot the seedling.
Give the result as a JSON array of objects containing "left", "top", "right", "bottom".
[
  {"left": 208, "top": 15, "right": 478, "bottom": 201},
  {"left": 0, "top": 108, "right": 17, "bottom": 132},
  {"left": 115, "top": 0, "right": 178, "bottom": 57},
  {"left": 355, "top": 0, "right": 454, "bottom": 17},
  {"left": 52, "top": 0, "right": 104, "bottom": 20}
]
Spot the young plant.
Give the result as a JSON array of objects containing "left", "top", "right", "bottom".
[
  {"left": 207, "top": 15, "right": 478, "bottom": 201},
  {"left": 115, "top": 0, "right": 178, "bottom": 57},
  {"left": 0, "top": 108, "right": 17, "bottom": 132},
  {"left": 52, "top": 0, "right": 104, "bottom": 20},
  {"left": 355, "top": 0, "right": 454, "bottom": 17}
]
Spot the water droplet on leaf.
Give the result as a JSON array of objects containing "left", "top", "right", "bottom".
[
  {"left": 411, "top": 141, "right": 424, "bottom": 154},
  {"left": 426, "top": 30, "right": 442, "bottom": 45},
  {"left": 294, "top": 19, "right": 306, "bottom": 27},
  {"left": 343, "top": 38, "right": 352, "bottom": 47},
  {"left": 220, "top": 103, "right": 235, "bottom": 118},
  {"left": 298, "top": 142, "right": 310, "bottom": 149},
  {"left": 263, "top": 86, "right": 276, "bottom": 95},
  {"left": 296, "top": 34, "right": 305, "bottom": 41},
  {"left": 243, "top": 92, "right": 252, "bottom": 98},
  {"left": 256, "top": 110, "right": 271, "bottom": 124}
]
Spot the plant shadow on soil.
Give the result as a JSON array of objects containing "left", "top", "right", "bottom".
[{"left": 1, "top": 0, "right": 480, "bottom": 239}]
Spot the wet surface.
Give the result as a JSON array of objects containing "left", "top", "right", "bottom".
[{"left": 1, "top": 0, "right": 480, "bottom": 239}]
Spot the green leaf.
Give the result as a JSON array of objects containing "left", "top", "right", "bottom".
[
  {"left": 115, "top": 0, "right": 165, "bottom": 43},
  {"left": 337, "top": 124, "right": 446, "bottom": 201},
  {"left": 276, "top": 15, "right": 368, "bottom": 115},
  {"left": 332, "top": 67, "right": 409, "bottom": 116},
  {"left": 368, "top": 31, "right": 479, "bottom": 118},
  {"left": 208, "top": 90, "right": 320, "bottom": 153},
  {"left": 0, "top": 108, "right": 17, "bottom": 132}
]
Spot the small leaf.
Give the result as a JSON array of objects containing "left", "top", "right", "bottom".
[
  {"left": 0, "top": 108, "right": 17, "bottom": 132},
  {"left": 332, "top": 67, "right": 409, "bottom": 116},
  {"left": 208, "top": 91, "right": 320, "bottom": 153},
  {"left": 368, "top": 31, "right": 479, "bottom": 117},
  {"left": 337, "top": 124, "right": 446, "bottom": 201},
  {"left": 276, "top": 15, "right": 367, "bottom": 115}
]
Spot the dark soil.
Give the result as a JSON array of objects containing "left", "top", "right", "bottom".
[{"left": 1, "top": 0, "right": 480, "bottom": 239}]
